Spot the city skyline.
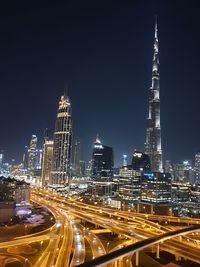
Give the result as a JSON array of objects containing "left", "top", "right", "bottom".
[
  {"left": 1, "top": 2, "right": 200, "bottom": 266},
  {"left": 1, "top": 1, "right": 200, "bottom": 165}
]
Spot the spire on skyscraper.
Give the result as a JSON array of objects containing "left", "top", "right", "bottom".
[
  {"left": 44, "top": 128, "right": 49, "bottom": 142},
  {"left": 63, "top": 83, "right": 68, "bottom": 98},
  {"left": 152, "top": 16, "right": 159, "bottom": 76},
  {"left": 95, "top": 134, "right": 101, "bottom": 144},
  {"left": 144, "top": 18, "right": 163, "bottom": 172},
  {"left": 154, "top": 15, "right": 158, "bottom": 40}
]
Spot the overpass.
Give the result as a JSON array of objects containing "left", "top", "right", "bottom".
[{"left": 78, "top": 225, "right": 200, "bottom": 267}]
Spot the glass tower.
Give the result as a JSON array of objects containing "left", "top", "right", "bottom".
[{"left": 92, "top": 135, "right": 113, "bottom": 179}]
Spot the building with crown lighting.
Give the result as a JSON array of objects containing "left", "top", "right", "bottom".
[
  {"left": 92, "top": 135, "right": 113, "bottom": 179},
  {"left": 50, "top": 95, "right": 72, "bottom": 186}
]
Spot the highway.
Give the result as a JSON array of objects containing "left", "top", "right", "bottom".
[
  {"left": 0, "top": 254, "right": 32, "bottom": 267},
  {"left": 70, "top": 224, "right": 85, "bottom": 266},
  {"left": 32, "top": 195, "right": 109, "bottom": 267},
  {"left": 77, "top": 225, "right": 200, "bottom": 267},
  {"left": 32, "top": 197, "right": 74, "bottom": 267},
  {"left": 32, "top": 189, "right": 200, "bottom": 266},
  {"left": 3, "top": 188, "right": 199, "bottom": 267}
]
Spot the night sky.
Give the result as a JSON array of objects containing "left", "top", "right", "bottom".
[{"left": 1, "top": 0, "right": 200, "bottom": 166}]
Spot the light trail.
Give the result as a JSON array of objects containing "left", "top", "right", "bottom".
[
  {"left": 77, "top": 225, "right": 200, "bottom": 267},
  {"left": 31, "top": 190, "right": 200, "bottom": 266}
]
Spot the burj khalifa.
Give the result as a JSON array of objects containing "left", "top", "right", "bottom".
[{"left": 145, "top": 20, "right": 163, "bottom": 172}]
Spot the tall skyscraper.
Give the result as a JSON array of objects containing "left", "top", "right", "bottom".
[
  {"left": 41, "top": 140, "right": 54, "bottom": 187},
  {"left": 122, "top": 155, "right": 128, "bottom": 167},
  {"left": 28, "top": 135, "right": 37, "bottom": 172},
  {"left": 50, "top": 95, "right": 72, "bottom": 186},
  {"left": 195, "top": 151, "right": 200, "bottom": 184},
  {"left": 0, "top": 150, "right": 4, "bottom": 169},
  {"left": 23, "top": 146, "right": 29, "bottom": 170},
  {"left": 73, "top": 139, "right": 81, "bottom": 176},
  {"left": 145, "top": 19, "right": 163, "bottom": 172},
  {"left": 92, "top": 135, "right": 113, "bottom": 179},
  {"left": 35, "top": 149, "right": 43, "bottom": 170}
]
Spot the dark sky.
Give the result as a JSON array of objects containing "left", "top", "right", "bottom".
[{"left": 1, "top": 0, "right": 200, "bottom": 166}]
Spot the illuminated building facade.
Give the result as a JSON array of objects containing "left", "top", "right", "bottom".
[
  {"left": 88, "top": 180, "right": 118, "bottom": 198},
  {"left": 92, "top": 135, "right": 113, "bottom": 179},
  {"left": 14, "top": 180, "right": 30, "bottom": 205},
  {"left": 85, "top": 160, "right": 92, "bottom": 177},
  {"left": 173, "top": 160, "right": 194, "bottom": 183},
  {"left": 164, "top": 160, "right": 174, "bottom": 179},
  {"left": 41, "top": 140, "right": 54, "bottom": 187},
  {"left": 35, "top": 149, "right": 43, "bottom": 170},
  {"left": 23, "top": 146, "right": 29, "bottom": 170},
  {"left": 28, "top": 135, "right": 37, "bottom": 172},
  {"left": 0, "top": 150, "right": 4, "bottom": 169},
  {"left": 0, "top": 176, "right": 30, "bottom": 222},
  {"left": 132, "top": 150, "right": 151, "bottom": 172},
  {"left": 195, "top": 151, "right": 200, "bottom": 184},
  {"left": 171, "top": 182, "right": 190, "bottom": 203},
  {"left": 141, "top": 172, "right": 171, "bottom": 204},
  {"left": 122, "top": 155, "right": 127, "bottom": 167},
  {"left": 144, "top": 20, "right": 162, "bottom": 172},
  {"left": 118, "top": 166, "right": 141, "bottom": 202},
  {"left": 190, "top": 185, "right": 200, "bottom": 202},
  {"left": 50, "top": 95, "right": 72, "bottom": 186},
  {"left": 73, "top": 139, "right": 81, "bottom": 176}
]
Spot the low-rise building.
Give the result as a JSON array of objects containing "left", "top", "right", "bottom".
[{"left": 0, "top": 176, "right": 30, "bottom": 222}]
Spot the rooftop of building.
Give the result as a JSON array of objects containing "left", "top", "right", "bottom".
[{"left": 0, "top": 176, "right": 29, "bottom": 186}]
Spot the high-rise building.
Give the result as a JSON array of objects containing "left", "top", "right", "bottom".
[
  {"left": 144, "top": 20, "right": 162, "bottom": 172},
  {"left": 85, "top": 160, "right": 92, "bottom": 177},
  {"left": 171, "top": 182, "right": 190, "bottom": 203},
  {"left": 118, "top": 166, "right": 141, "bottom": 202},
  {"left": 132, "top": 150, "right": 151, "bottom": 172},
  {"left": 23, "top": 146, "right": 29, "bottom": 170},
  {"left": 195, "top": 151, "right": 200, "bottom": 184},
  {"left": 41, "top": 140, "right": 54, "bottom": 187},
  {"left": 173, "top": 160, "right": 194, "bottom": 183},
  {"left": 0, "top": 150, "right": 4, "bottom": 169},
  {"left": 141, "top": 172, "right": 171, "bottom": 204},
  {"left": 50, "top": 95, "right": 72, "bottom": 186},
  {"left": 164, "top": 160, "right": 174, "bottom": 178},
  {"left": 79, "top": 160, "right": 86, "bottom": 176},
  {"left": 92, "top": 135, "right": 113, "bottom": 179},
  {"left": 28, "top": 135, "right": 37, "bottom": 172},
  {"left": 73, "top": 139, "right": 81, "bottom": 176},
  {"left": 122, "top": 155, "right": 128, "bottom": 167},
  {"left": 36, "top": 149, "right": 43, "bottom": 170}
]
